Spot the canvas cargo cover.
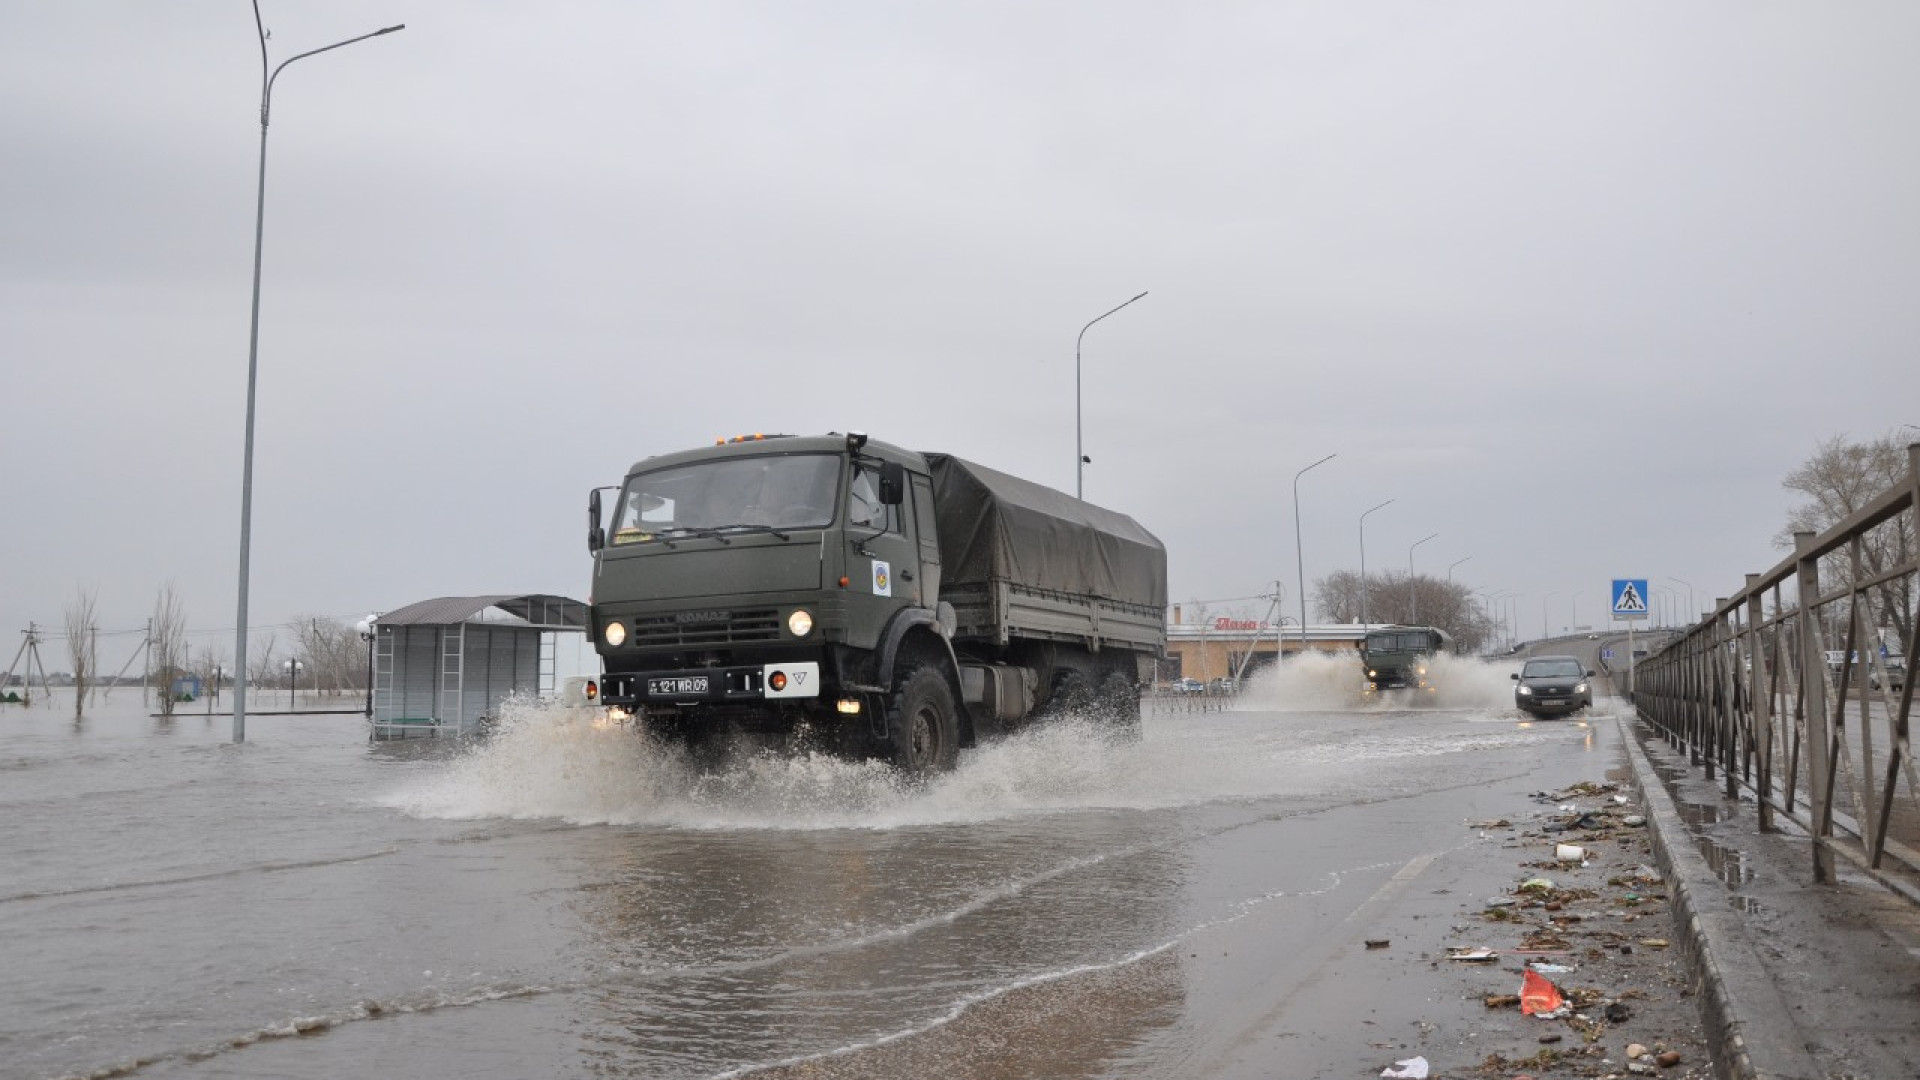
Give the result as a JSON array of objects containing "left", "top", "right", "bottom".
[{"left": 923, "top": 453, "right": 1167, "bottom": 610}]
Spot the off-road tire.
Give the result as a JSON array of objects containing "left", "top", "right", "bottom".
[
  {"left": 887, "top": 664, "right": 959, "bottom": 775},
  {"left": 1044, "top": 670, "right": 1096, "bottom": 719},
  {"left": 1096, "top": 671, "right": 1142, "bottom": 739}
]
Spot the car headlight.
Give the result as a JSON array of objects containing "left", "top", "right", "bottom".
[
  {"left": 1516, "top": 684, "right": 1533, "bottom": 696},
  {"left": 787, "top": 609, "right": 814, "bottom": 637},
  {"left": 603, "top": 621, "right": 626, "bottom": 647},
  {"left": 1367, "top": 669, "right": 1377, "bottom": 677},
  {"left": 1574, "top": 682, "right": 1588, "bottom": 693}
]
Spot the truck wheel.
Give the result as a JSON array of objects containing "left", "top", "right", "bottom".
[
  {"left": 888, "top": 665, "right": 959, "bottom": 775},
  {"left": 1046, "top": 671, "right": 1096, "bottom": 718},
  {"left": 1097, "top": 671, "right": 1142, "bottom": 739}
]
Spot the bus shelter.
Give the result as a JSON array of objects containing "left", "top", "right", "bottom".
[{"left": 369, "top": 594, "right": 588, "bottom": 739}]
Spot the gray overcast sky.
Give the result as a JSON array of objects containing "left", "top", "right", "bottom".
[{"left": 4, "top": 2, "right": 1917, "bottom": 658}]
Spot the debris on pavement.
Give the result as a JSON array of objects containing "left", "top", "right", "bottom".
[
  {"left": 1380, "top": 1055, "right": 1430, "bottom": 1078},
  {"left": 1365, "top": 938, "right": 1391, "bottom": 949},
  {"left": 1520, "top": 968, "right": 1566, "bottom": 1016},
  {"left": 1435, "top": 777, "right": 1712, "bottom": 1078}
]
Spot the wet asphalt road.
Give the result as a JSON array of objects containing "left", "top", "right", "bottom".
[{"left": 4, "top": 656, "right": 1640, "bottom": 1080}]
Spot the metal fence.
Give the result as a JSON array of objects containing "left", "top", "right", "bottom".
[{"left": 1632, "top": 445, "right": 1918, "bottom": 903}]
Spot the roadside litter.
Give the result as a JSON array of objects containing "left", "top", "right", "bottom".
[
  {"left": 1380, "top": 1056, "right": 1429, "bottom": 1078},
  {"left": 1519, "top": 967, "right": 1567, "bottom": 1017},
  {"left": 1446, "top": 947, "right": 1499, "bottom": 962}
]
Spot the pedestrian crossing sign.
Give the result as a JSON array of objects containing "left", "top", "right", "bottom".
[{"left": 1612, "top": 579, "right": 1649, "bottom": 620}]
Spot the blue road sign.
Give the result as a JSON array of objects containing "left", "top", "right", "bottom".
[
  {"left": 1602, "top": 648, "right": 1614, "bottom": 660},
  {"left": 1612, "top": 579, "right": 1650, "bottom": 620}
]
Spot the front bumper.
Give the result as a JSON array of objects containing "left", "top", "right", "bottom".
[
  {"left": 602, "top": 662, "right": 820, "bottom": 706},
  {"left": 1518, "top": 694, "right": 1590, "bottom": 715}
]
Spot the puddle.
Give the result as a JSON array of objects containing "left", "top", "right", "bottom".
[
  {"left": 1677, "top": 802, "right": 1725, "bottom": 826},
  {"left": 1696, "top": 837, "right": 1754, "bottom": 886}
]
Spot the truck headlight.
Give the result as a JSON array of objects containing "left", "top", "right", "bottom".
[
  {"left": 1517, "top": 684, "right": 1533, "bottom": 696},
  {"left": 603, "top": 621, "right": 626, "bottom": 647},
  {"left": 1574, "top": 682, "right": 1588, "bottom": 694},
  {"left": 787, "top": 609, "right": 813, "bottom": 637}
]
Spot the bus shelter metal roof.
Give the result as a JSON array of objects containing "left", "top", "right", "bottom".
[{"left": 375, "top": 594, "right": 587, "bottom": 630}]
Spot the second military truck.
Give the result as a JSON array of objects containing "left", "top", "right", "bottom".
[
  {"left": 1360, "top": 625, "right": 1453, "bottom": 692},
  {"left": 586, "top": 432, "right": 1167, "bottom": 773}
]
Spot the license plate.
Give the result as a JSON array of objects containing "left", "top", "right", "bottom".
[
  {"left": 1540, "top": 698, "right": 1565, "bottom": 706},
  {"left": 648, "top": 676, "right": 709, "bottom": 697}
]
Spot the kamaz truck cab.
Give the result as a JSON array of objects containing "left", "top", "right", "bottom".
[{"left": 1361, "top": 626, "right": 1452, "bottom": 692}]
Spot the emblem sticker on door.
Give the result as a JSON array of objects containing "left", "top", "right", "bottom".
[{"left": 872, "top": 559, "right": 891, "bottom": 597}]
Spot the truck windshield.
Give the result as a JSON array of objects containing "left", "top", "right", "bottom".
[
  {"left": 1366, "top": 632, "right": 1431, "bottom": 653},
  {"left": 612, "top": 454, "right": 840, "bottom": 545}
]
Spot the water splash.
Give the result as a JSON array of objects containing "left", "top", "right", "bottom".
[
  {"left": 375, "top": 691, "right": 1535, "bottom": 830},
  {"left": 1235, "top": 649, "right": 1523, "bottom": 712}
]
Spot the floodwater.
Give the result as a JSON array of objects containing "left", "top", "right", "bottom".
[{"left": 4, "top": 654, "right": 1612, "bottom": 1080}]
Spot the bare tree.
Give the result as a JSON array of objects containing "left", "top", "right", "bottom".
[
  {"left": 249, "top": 630, "right": 279, "bottom": 701},
  {"left": 193, "top": 641, "right": 230, "bottom": 706},
  {"left": 150, "top": 583, "right": 188, "bottom": 716},
  {"left": 1315, "top": 570, "right": 1494, "bottom": 654},
  {"left": 65, "top": 587, "right": 99, "bottom": 719},
  {"left": 1776, "top": 432, "right": 1915, "bottom": 649},
  {"left": 291, "top": 615, "right": 359, "bottom": 696}
]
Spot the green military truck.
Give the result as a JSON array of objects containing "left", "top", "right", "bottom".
[
  {"left": 1360, "top": 625, "right": 1453, "bottom": 692},
  {"left": 585, "top": 432, "right": 1167, "bottom": 773}
]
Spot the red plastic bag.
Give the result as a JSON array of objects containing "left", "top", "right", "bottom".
[{"left": 1520, "top": 968, "right": 1565, "bottom": 1016}]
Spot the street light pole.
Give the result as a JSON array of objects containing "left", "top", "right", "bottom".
[
  {"left": 356, "top": 614, "right": 378, "bottom": 719},
  {"left": 1358, "top": 498, "right": 1394, "bottom": 627},
  {"left": 1074, "top": 290, "right": 1147, "bottom": 500},
  {"left": 1571, "top": 590, "right": 1583, "bottom": 630},
  {"left": 1408, "top": 533, "right": 1438, "bottom": 623},
  {"left": 1543, "top": 592, "right": 1557, "bottom": 639},
  {"left": 1293, "top": 453, "right": 1337, "bottom": 657},
  {"left": 1447, "top": 556, "right": 1472, "bottom": 582},
  {"left": 1669, "top": 577, "right": 1694, "bottom": 625},
  {"left": 232, "top": 7, "right": 404, "bottom": 744}
]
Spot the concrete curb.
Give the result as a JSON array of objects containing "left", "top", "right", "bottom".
[{"left": 1613, "top": 713, "right": 1820, "bottom": 1080}]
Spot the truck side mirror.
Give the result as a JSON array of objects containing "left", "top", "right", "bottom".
[
  {"left": 588, "top": 489, "right": 605, "bottom": 552},
  {"left": 1511, "top": 672, "right": 1519, "bottom": 680},
  {"left": 878, "top": 462, "right": 906, "bottom": 505}
]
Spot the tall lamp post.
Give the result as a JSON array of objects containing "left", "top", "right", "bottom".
[
  {"left": 1669, "top": 577, "right": 1694, "bottom": 626},
  {"left": 355, "top": 614, "right": 378, "bottom": 719},
  {"left": 1408, "top": 532, "right": 1438, "bottom": 623},
  {"left": 1447, "top": 556, "right": 1472, "bottom": 582},
  {"left": 1543, "top": 592, "right": 1557, "bottom": 639},
  {"left": 232, "top": 9, "right": 404, "bottom": 744},
  {"left": 1358, "top": 498, "right": 1394, "bottom": 627},
  {"left": 1074, "top": 290, "right": 1148, "bottom": 500},
  {"left": 1293, "top": 453, "right": 1337, "bottom": 656}
]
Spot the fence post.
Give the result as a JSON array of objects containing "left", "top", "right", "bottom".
[
  {"left": 1746, "top": 574, "right": 1773, "bottom": 831},
  {"left": 1794, "top": 529, "right": 1835, "bottom": 884}
]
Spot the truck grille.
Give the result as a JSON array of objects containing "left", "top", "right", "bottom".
[{"left": 631, "top": 609, "right": 781, "bottom": 647}]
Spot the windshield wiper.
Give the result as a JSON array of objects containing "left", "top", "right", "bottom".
[{"left": 714, "top": 524, "right": 793, "bottom": 541}]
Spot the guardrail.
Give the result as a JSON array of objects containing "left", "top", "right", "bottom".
[{"left": 1632, "top": 445, "right": 1918, "bottom": 902}]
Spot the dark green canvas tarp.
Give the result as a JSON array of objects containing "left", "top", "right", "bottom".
[{"left": 923, "top": 453, "right": 1167, "bottom": 611}]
